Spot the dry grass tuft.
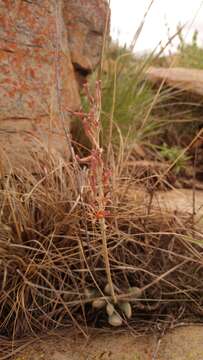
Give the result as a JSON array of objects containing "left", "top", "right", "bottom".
[{"left": 0, "top": 146, "right": 203, "bottom": 349}]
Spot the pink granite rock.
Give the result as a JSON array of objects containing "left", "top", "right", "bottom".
[
  {"left": 0, "top": 0, "right": 109, "bottom": 166},
  {"left": 146, "top": 66, "right": 203, "bottom": 97}
]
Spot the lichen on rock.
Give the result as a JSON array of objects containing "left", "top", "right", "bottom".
[{"left": 0, "top": 0, "right": 109, "bottom": 166}]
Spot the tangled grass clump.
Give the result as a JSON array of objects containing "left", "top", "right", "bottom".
[{"left": 0, "top": 147, "right": 203, "bottom": 348}]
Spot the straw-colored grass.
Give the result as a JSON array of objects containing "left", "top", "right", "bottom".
[{"left": 0, "top": 147, "right": 203, "bottom": 347}]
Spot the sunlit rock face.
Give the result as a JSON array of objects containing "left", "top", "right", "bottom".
[
  {"left": 146, "top": 67, "right": 203, "bottom": 97},
  {"left": 0, "top": 0, "right": 109, "bottom": 166},
  {"left": 63, "top": 0, "right": 109, "bottom": 72}
]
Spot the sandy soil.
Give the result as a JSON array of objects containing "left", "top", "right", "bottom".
[
  {"left": 14, "top": 325, "right": 203, "bottom": 360},
  {"left": 155, "top": 189, "right": 203, "bottom": 217},
  {"left": 131, "top": 188, "right": 203, "bottom": 221}
]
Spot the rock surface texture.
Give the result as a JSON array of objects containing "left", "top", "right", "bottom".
[
  {"left": 0, "top": 0, "right": 109, "bottom": 166},
  {"left": 146, "top": 66, "right": 203, "bottom": 97},
  {"left": 63, "top": 0, "right": 108, "bottom": 84}
]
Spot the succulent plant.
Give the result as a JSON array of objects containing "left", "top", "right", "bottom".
[
  {"left": 104, "top": 283, "right": 112, "bottom": 295},
  {"left": 106, "top": 302, "right": 115, "bottom": 317},
  {"left": 84, "top": 287, "right": 97, "bottom": 299},
  {"left": 108, "top": 313, "right": 123, "bottom": 327},
  {"left": 128, "top": 287, "right": 142, "bottom": 298},
  {"left": 118, "top": 301, "right": 132, "bottom": 319},
  {"left": 89, "top": 285, "right": 139, "bottom": 326},
  {"left": 92, "top": 298, "right": 106, "bottom": 309}
]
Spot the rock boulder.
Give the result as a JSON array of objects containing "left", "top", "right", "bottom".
[
  {"left": 0, "top": 0, "right": 109, "bottom": 167},
  {"left": 146, "top": 66, "right": 203, "bottom": 97}
]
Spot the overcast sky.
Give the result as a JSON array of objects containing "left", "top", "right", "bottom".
[{"left": 110, "top": 0, "right": 203, "bottom": 53}]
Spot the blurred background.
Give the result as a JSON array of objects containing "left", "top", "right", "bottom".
[{"left": 110, "top": 0, "right": 203, "bottom": 54}]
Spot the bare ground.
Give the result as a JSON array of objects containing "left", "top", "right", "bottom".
[
  {"left": 14, "top": 325, "right": 203, "bottom": 360},
  {"left": 132, "top": 188, "right": 203, "bottom": 220}
]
